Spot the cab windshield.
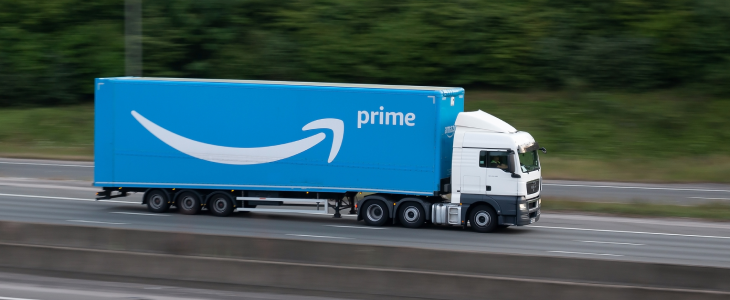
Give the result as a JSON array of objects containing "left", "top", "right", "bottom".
[{"left": 518, "top": 150, "right": 540, "bottom": 173}]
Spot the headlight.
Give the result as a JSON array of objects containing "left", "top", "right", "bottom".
[
  {"left": 519, "top": 203, "right": 527, "bottom": 210},
  {"left": 538, "top": 198, "right": 541, "bottom": 206}
]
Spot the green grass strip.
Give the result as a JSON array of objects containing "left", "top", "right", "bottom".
[{"left": 542, "top": 199, "right": 730, "bottom": 221}]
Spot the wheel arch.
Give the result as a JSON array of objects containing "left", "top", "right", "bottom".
[{"left": 461, "top": 197, "right": 502, "bottom": 226}]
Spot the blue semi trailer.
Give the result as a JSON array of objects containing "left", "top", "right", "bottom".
[{"left": 94, "top": 77, "right": 544, "bottom": 232}]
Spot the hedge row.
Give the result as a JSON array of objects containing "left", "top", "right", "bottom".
[{"left": 1, "top": 0, "right": 729, "bottom": 106}]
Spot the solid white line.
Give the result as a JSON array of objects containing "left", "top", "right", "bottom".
[
  {"left": 690, "top": 197, "right": 730, "bottom": 200},
  {"left": 577, "top": 240, "right": 644, "bottom": 246},
  {"left": 549, "top": 250, "right": 623, "bottom": 257},
  {"left": 532, "top": 225, "right": 730, "bottom": 240},
  {"left": 67, "top": 220, "right": 127, "bottom": 225},
  {"left": 544, "top": 183, "right": 730, "bottom": 193},
  {"left": 111, "top": 212, "right": 169, "bottom": 216},
  {"left": 0, "top": 193, "right": 137, "bottom": 204},
  {"left": 286, "top": 234, "right": 353, "bottom": 239},
  {"left": 0, "top": 296, "right": 40, "bottom": 300},
  {"left": 0, "top": 161, "right": 93, "bottom": 168},
  {"left": 325, "top": 225, "right": 387, "bottom": 230}
]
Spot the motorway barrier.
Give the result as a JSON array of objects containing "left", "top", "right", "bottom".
[{"left": 0, "top": 221, "right": 729, "bottom": 300}]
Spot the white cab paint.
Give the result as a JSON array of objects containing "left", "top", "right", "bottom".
[{"left": 451, "top": 110, "right": 541, "bottom": 200}]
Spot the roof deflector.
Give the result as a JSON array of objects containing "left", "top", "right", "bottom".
[{"left": 455, "top": 110, "right": 517, "bottom": 133}]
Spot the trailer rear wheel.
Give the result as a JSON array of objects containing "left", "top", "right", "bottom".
[
  {"left": 178, "top": 191, "right": 202, "bottom": 215},
  {"left": 209, "top": 193, "right": 234, "bottom": 217},
  {"left": 146, "top": 189, "right": 170, "bottom": 213},
  {"left": 469, "top": 204, "right": 497, "bottom": 233},
  {"left": 363, "top": 201, "right": 388, "bottom": 226},
  {"left": 398, "top": 202, "right": 425, "bottom": 228}
]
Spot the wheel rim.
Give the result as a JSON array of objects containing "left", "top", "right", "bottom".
[
  {"left": 403, "top": 206, "right": 419, "bottom": 223},
  {"left": 474, "top": 211, "right": 491, "bottom": 227},
  {"left": 366, "top": 204, "right": 384, "bottom": 222},
  {"left": 150, "top": 194, "right": 164, "bottom": 209},
  {"left": 181, "top": 195, "right": 196, "bottom": 210},
  {"left": 213, "top": 197, "right": 227, "bottom": 213}
]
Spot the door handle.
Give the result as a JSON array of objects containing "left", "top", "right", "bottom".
[{"left": 486, "top": 186, "right": 491, "bottom": 191}]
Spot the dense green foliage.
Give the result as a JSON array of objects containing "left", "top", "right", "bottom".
[{"left": 1, "top": 0, "right": 730, "bottom": 106}]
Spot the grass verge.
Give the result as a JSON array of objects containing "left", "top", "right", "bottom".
[
  {"left": 542, "top": 199, "right": 730, "bottom": 222},
  {"left": 0, "top": 105, "right": 94, "bottom": 160}
]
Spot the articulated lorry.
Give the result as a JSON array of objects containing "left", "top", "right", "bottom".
[{"left": 94, "top": 77, "right": 544, "bottom": 232}]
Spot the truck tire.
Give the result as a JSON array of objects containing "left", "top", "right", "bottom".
[
  {"left": 177, "top": 191, "right": 202, "bottom": 215},
  {"left": 469, "top": 204, "right": 498, "bottom": 233},
  {"left": 209, "top": 192, "right": 234, "bottom": 217},
  {"left": 398, "top": 202, "right": 425, "bottom": 228},
  {"left": 146, "top": 189, "right": 171, "bottom": 213},
  {"left": 363, "top": 201, "right": 388, "bottom": 226}
]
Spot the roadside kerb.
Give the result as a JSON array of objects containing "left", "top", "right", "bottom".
[{"left": 1, "top": 220, "right": 729, "bottom": 293}]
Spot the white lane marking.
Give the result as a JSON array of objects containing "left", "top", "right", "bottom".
[
  {"left": 0, "top": 296, "right": 40, "bottom": 300},
  {"left": 549, "top": 250, "right": 623, "bottom": 257},
  {"left": 0, "top": 193, "right": 137, "bottom": 204},
  {"left": 577, "top": 240, "right": 644, "bottom": 246},
  {"left": 326, "top": 225, "right": 387, "bottom": 230},
  {"left": 0, "top": 161, "right": 93, "bottom": 168},
  {"left": 544, "top": 183, "right": 730, "bottom": 193},
  {"left": 0, "top": 181, "right": 97, "bottom": 191},
  {"left": 67, "top": 220, "right": 128, "bottom": 225},
  {"left": 286, "top": 234, "right": 353, "bottom": 239},
  {"left": 532, "top": 225, "right": 730, "bottom": 240},
  {"left": 111, "top": 212, "right": 169, "bottom": 216},
  {"left": 689, "top": 197, "right": 730, "bottom": 200}
]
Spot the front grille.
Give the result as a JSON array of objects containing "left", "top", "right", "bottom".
[
  {"left": 526, "top": 179, "right": 540, "bottom": 194},
  {"left": 529, "top": 211, "right": 538, "bottom": 218},
  {"left": 528, "top": 201, "right": 537, "bottom": 209}
]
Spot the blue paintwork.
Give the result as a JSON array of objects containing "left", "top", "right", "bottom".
[{"left": 94, "top": 78, "right": 464, "bottom": 195}]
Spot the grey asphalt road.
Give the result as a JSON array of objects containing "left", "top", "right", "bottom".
[
  {"left": 0, "top": 272, "right": 351, "bottom": 300},
  {"left": 1, "top": 176, "right": 730, "bottom": 269},
  {"left": 2, "top": 157, "right": 730, "bottom": 204}
]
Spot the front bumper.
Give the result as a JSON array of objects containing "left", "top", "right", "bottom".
[{"left": 515, "top": 197, "right": 540, "bottom": 226}]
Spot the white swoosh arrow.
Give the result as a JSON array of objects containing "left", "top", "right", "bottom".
[{"left": 131, "top": 110, "right": 344, "bottom": 165}]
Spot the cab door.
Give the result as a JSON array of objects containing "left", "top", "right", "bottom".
[{"left": 484, "top": 150, "right": 517, "bottom": 196}]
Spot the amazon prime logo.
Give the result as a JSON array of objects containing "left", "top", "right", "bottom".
[
  {"left": 445, "top": 125, "right": 456, "bottom": 138},
  {"left": 131, "top": 111, "right": 344, "bottom": 165},
  {"left": 357, "top": 106, "right": 415, "bottom": 128}
]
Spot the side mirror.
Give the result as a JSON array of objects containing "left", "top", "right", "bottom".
[
  {"left": 507, "top": 151, "right": 516, "bottom": 174},
  {"left": 539, "top": 147, "right": 547, "bottom": 154}
]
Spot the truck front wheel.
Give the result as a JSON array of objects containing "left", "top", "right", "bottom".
[
  {"left": 469, "top": 204, "right": 497, "bottom": 233},
  {"left": 398, "top": 202, "right": 425, "bottom": 228},
  {"left": 146, "top": 189, "right": 171, "bottom": 213},
  {"left": 363, "top": 201, "right": 389, "bottom": 226}
]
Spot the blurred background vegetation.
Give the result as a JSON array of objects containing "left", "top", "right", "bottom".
[{"left": 1, "top": 0, "right": 729, "bottom": 182}]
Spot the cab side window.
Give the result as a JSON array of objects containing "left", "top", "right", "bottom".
[{"left": 486, "top": 151, "right": 510, "bottom": 171}]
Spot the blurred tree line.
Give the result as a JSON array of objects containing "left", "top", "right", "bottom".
[{"left": 1, "top": 0, "right": 729, "bottom": 106}]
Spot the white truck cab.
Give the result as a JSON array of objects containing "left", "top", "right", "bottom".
[{"left": 432, "top": 110, "right": 543, "bottom": 232}]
